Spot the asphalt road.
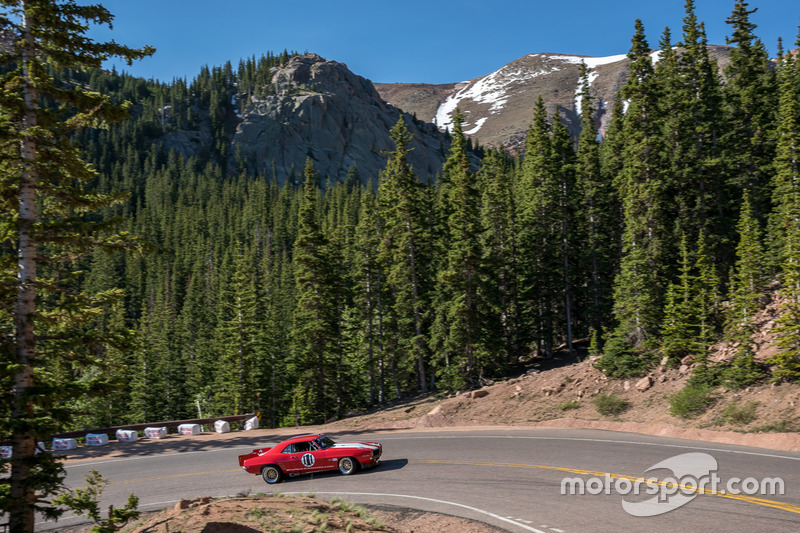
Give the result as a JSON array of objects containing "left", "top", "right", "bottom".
[{"left": 39, "top": 427, "right": 800, "bottom": 532}]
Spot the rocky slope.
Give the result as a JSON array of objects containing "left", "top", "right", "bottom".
[{"left": 376, "top": 45, "right": 735, "bottom": 151}]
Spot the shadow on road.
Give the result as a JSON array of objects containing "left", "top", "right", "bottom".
[
  {"left": 366, "top": 458, "right": 407, "bottom": 473},
  {"left": 59, "top": 428, "right": 411, "bottom": 464}
]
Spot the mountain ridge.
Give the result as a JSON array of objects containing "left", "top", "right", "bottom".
[{"left": 375, "top": 45, "right": 736, "bottom": 151}]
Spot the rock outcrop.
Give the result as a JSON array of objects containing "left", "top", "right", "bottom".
[{"left": 231, "top": 54, "right": 449, "bottom": 185}]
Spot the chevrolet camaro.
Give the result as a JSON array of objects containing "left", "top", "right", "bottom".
[{"left": 238, "top": 433, "right": 382, "bottom": 484}]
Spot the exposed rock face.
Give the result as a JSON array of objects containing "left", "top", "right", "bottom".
[{"left": 232, "top": 54, "right": 449, "bottom": 185}]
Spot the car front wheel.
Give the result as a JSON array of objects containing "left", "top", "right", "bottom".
[
  {"left": 338, "top": 457, "right": 358, "bottom": 475},
  {"left": 262, "top": 465, "right": 282, "bottom": 484}
]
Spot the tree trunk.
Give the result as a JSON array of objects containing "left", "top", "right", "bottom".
[{"left": 10, "top": 6, "right": 39, "bottom": 532}]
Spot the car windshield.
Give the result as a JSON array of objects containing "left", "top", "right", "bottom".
[{"left": 314, "top": 436, "right": 336, "bottom": 449}]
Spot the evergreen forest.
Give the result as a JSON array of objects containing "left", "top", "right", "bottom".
[{"left": 4, "top": 0, "right": 800, "bottom": 433}]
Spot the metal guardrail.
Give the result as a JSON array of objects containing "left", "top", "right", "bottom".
[
  {"left": 1, "top": 413, "right": 257, "bottom": 447},
  {"left": 50, "top": 413, "right": 257, "bottom": 440}
]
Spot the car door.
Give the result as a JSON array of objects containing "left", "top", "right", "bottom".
[{"left": 282, "top": 440, "right": 326, "bottom": 473}]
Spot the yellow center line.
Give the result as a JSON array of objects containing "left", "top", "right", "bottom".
[{"left": 414, "top": 459, "right": 800, "bottom": 515}]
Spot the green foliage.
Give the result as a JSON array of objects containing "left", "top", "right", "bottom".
[
  {"left": 0, "top": 1, "right": 152, "bottom": 529},
  {"left": 596, "top": 335, "right": 658, "bottom": 378},
  {"left": 669, "top": 383, "right": 717, "bottom": 418},
  {"left": 52, "top": 470, "right": 139, "bottom": 533},
  {"left": 750, "top": 420, "right": 798, "bottom": 433},
  {"left": 558, "top": 400, "right": 580, "bottom": 411},
  {"left": 769, "top": 36, "right": 800, "bottom": 382},
  {"left": 593, "top": 394, "right": 630, "bottom": 417},
  {"left": 714, "top": 400, "right": 759, "bottom": 426},
  {"left": 605, "top": 19, "right": 667, "bottom": 367},
  {"left": 724, "top": 351, "right": 766, "bottom": 389}
]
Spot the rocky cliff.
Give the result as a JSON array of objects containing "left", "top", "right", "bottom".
[{"left": 231, "top": 54, "right": 450, "bottom": 184}]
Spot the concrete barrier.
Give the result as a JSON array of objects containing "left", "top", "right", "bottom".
[
  {"left": 178, "top": 423, "right": 201, "bottom": 436},
  {"left": 144, "top": 427, "right": 167, "bottom": 439},
  {"left": 116, "top": 429, "right": 139, "bottom": 442},
  {"left": 86, "top": 433, "right": 109, "bottom": 446},
  {"left": 53, "top": 438, "right": 78, "bottom": 450}
]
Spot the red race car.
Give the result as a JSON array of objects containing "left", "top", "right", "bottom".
[{"left": 238, "top": 433, "right": 382, "bottom": 484}]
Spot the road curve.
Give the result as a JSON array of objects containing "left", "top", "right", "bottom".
[{"left": 41, "top": 427, "right": 800, "bottom": 532}]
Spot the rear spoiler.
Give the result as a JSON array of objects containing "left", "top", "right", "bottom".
[{"left": 237, "top": 447, "right": 271, "bottom": 467}]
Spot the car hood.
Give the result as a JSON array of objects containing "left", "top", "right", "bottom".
[{"left": 330, "top": 442, "right": 381, "bottom": 451}]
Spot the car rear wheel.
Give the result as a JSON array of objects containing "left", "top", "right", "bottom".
[
  {"left": 338, "top": 457, "right": 358, "bottom": 475},
  {"left": 261, "top": 465, "right": 282, "bottom": 484}
]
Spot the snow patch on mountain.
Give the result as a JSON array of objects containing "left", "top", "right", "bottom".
[
  {"left": 551, "top": 54, "right": 629, "bottom": 115},
  {"left": 547, "top": 53, "right": 628, "bottom": 68},
  {"left": 435, "top": 57, "right": 563, "bottom": 133},
  {"left": 436, "top": 53, "right": 630, "bottom": 135},
  {"left": 464, "top": 117, "right": 488, "bottom": 136}
]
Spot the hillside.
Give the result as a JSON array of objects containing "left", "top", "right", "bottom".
[{"left": 322, "top": 283, "right": 799, "bottom": 452}]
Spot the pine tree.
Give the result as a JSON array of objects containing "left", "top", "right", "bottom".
[
  {"left": 517, "top": 97, "right": 560, "bottom": 358},
  {"left": 215, "top": 243, "right": 261, "bottom": 415},
  {"left": 659, "top": 3, "right": 725, "bottom": 258},
  {"left": 352, "top": 187, "right": 385, "bottom": 403},
  {"left": 574, "top": 62, "right": 617, "bottom": 343},
  {"left": 432, "top": 110, "right": 488, "bottom": 387},
  {"left": 600, "top": 20, "right": 665, "bottom": 376},
  {"left": 377, "top": 118, "right": 431, "bottom": 393},
  {"left": 770, "top": 36, "right": 800, "bottom": 381},
  {"left": 0, "top": 1, "right": 152, "bottom": 529},
  {"left": 478, "top": 147, "right": 520, "bottom": 362},
  {"left": 725, "top": 190, "right": 767, "bottom": 387},
  {"left": 551, "top": 108, "right": 577, "bottom": 354},
  {"left": 290, "top": 158, "right": 339, "bottom": 423},
  {"left": 661, "top": 235, "right": 695, "bottom": 362},
  {"left": 722, "top": 0, "right": 777, "bottom": 223},
  {"left": 693, "top": 231, "right": 721, "bottom": 363}
]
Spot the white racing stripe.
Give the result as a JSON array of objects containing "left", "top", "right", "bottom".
[{"left": 331, "top": 443, "right": 379, "bottom": 451}]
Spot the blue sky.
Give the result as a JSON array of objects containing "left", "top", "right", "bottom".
[{"left": 92, "top": 1, "right": 799, "bottom": 85}]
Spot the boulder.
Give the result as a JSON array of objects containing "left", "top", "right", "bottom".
[{"left": 635, "top": 376, "right": 653, "bottom": 391}]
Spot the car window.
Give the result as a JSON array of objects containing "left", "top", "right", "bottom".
[
  {"left": 281, "top": 444, "right": 294, "bottom": 454},
  {"left": 315, "top": 436, "right": 335, "bottom": 449}
]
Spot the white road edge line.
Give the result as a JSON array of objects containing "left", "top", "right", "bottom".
[
  {"left": 375, "top": 435, "right": 800, "bottom": 461},
  {"left": 281, "top": 490, "right": 551, "bottom": 533}
]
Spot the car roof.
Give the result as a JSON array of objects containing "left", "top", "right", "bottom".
[{"left": 280, "top": 433, "right": 323, "bottom": 444}]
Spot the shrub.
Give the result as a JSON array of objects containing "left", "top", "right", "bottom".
[
  {"left": 593, "top": 394, "right": 629, "bottom": 416},
  {"left": 558, "top": 400, "right": 580, "bottom": 411},
  {"left": 714, "top": 400, "right": 759, "bottom": 426},
  {"left": 594, "top": 337, "right": 658, "bottom": 378},
  {"left": 669, "top": 384, "right": 716, "bottom": 418},
  {"left": 750, "top": 420, "right": 797, "bottom": 433}
]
